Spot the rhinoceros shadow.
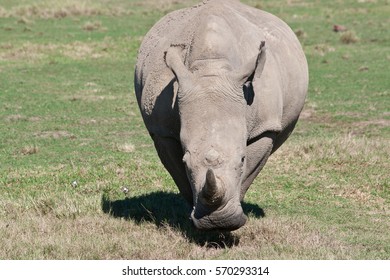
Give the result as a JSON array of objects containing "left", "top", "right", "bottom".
[{"left": 101, "top": 191, "right": 264, "bottom": 248}]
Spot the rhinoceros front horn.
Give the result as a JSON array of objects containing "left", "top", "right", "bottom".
[{"left": 200, "top": 169, "right": 224, "bottom": 206}]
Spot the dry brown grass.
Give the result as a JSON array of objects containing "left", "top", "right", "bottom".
[
  {"left": 0, "top": 1, "right": 131, "bottom": 19},
  {"left": 236, "top": 215, "right": 351, "bottom": 259},
  {"left": 82, "top": 21, "right": 104, "bottom": 32},
  {"left": 313, "top": 44, "right": 336, "bottom": 56},
  {"left": 34, "top": 130, "right": 76, "bottom": 139},
  {"left": 0, "top": 195, "right": 354, "bottom": 259},
  {"left": 0, "top": 43, "right": 56, "bottom": 62},
  {"left": 1, "top": 131, "right": 388, "bottom": 259},
  {"left": 268, "top": 134, "right": 389, "bottom": 208},
  {"left": 294, "top": 28, "right": 307, "bottom": 40},
  {"left": 0, "top": 194, "right": 349, "bottom": 259},
  {"left": 116, "top": 143, "right": 135, "bottom": 153},
  {"left": 5, "top": 114, "right": 27, "bottom": 122},
  {"left": 61, "top": 42, "right": 107, "bottom": 60},
  {"left": 354, "top": 119, "right": 390, "bottom": 128},
  {"left": 0, "top": 41, "right": 114, "bottom": 62},
  {"left": 340, "top": 30, "right": 359, "bottom": 44},
  {"left": 20, "top": 145, "right": 39, "bottom": 155},
  {"left": 135, "top": 0, "right": 198, "bottom": 11},
  {"left": 4, "top": 114, "right": 42, "bottom": 122}
]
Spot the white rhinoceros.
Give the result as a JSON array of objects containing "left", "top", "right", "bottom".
[{"left": 134, "top": 0, "right": 308, "bottom": 230}]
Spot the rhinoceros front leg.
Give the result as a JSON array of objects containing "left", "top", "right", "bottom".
[
  {"left": 152, "top": 135, "right": 193, "bottom": 205},
  {"left": 240, "top": 132, "right": 276, "bottom": 201}
]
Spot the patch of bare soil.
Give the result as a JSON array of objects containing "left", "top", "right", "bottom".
[
  {"left": 354, "top": 119, "right": 390, "bottom": 128},
  {"left": 5, "top": 114, "right": 42, "bottom": 122},
  {"left": 35, "top": 131, "right": 76, "bottom": 139},
  {"left": 298, "top": 104, "right": 335, "bottom": 127},
  {"left": 67, "top": 82, "right": 118, "bottom": 102},
  {"left": 61, "top": 42, "right": 107, "bottom": 60},
  {"left": 5, "top": 114, "right": 27, "bottom": 122},
  {"left": 299, "top": 106, "right": 316, "bottom": 120},
  {"left": 69, "top": 95, "right": 117, "bottom": 102},
  {"left": 299, "top": 102, "right": 389, "bottom": 136},
  {"left": 0, "top": 43, "right": 57, "bottom": 62},
  {"left": 347, "top": 118, "right": 390, "bottom": 136}
]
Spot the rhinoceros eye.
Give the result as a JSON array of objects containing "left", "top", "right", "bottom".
[{"left": 240, "top": 156, "right": 246, "bottom": 167}]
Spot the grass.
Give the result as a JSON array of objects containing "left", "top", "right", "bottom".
[{"left": 0, "top": 0, "right": 389, "bottom": 259}]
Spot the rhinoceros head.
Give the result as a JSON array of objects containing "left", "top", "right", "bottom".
[{"left": 164, "top": 43, "right": 266, "bottom": 230}]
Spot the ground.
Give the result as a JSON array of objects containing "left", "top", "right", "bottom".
[{"left": 0, "top": 0, "right": 389, "bottom": 259}]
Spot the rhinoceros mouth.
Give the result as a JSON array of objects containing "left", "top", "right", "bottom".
[{"left": 190, "top": 201, "right": 247, "bottom": 231}]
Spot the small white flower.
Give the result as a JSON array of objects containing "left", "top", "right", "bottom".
[
  {"left": 71, "top": 181, "right": 78, "bottom": 187},
  {"left": 121, "top": 186, "right": 129, "bottom": 194}
]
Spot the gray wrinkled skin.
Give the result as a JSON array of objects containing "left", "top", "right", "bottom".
[{"left": 134, "top": 0, "right": 308, "bottom": 231}]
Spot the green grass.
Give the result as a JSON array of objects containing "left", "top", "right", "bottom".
[{"left": 0, "top": 0, "right": 389, "bottom": 259}]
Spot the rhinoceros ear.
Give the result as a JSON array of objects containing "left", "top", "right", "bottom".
[
  {"left": 236, "top": 41, "right": 266, "bottom": 85},
  {"left": 164, "top": 45, "right": 194, "bottom": 91}
]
